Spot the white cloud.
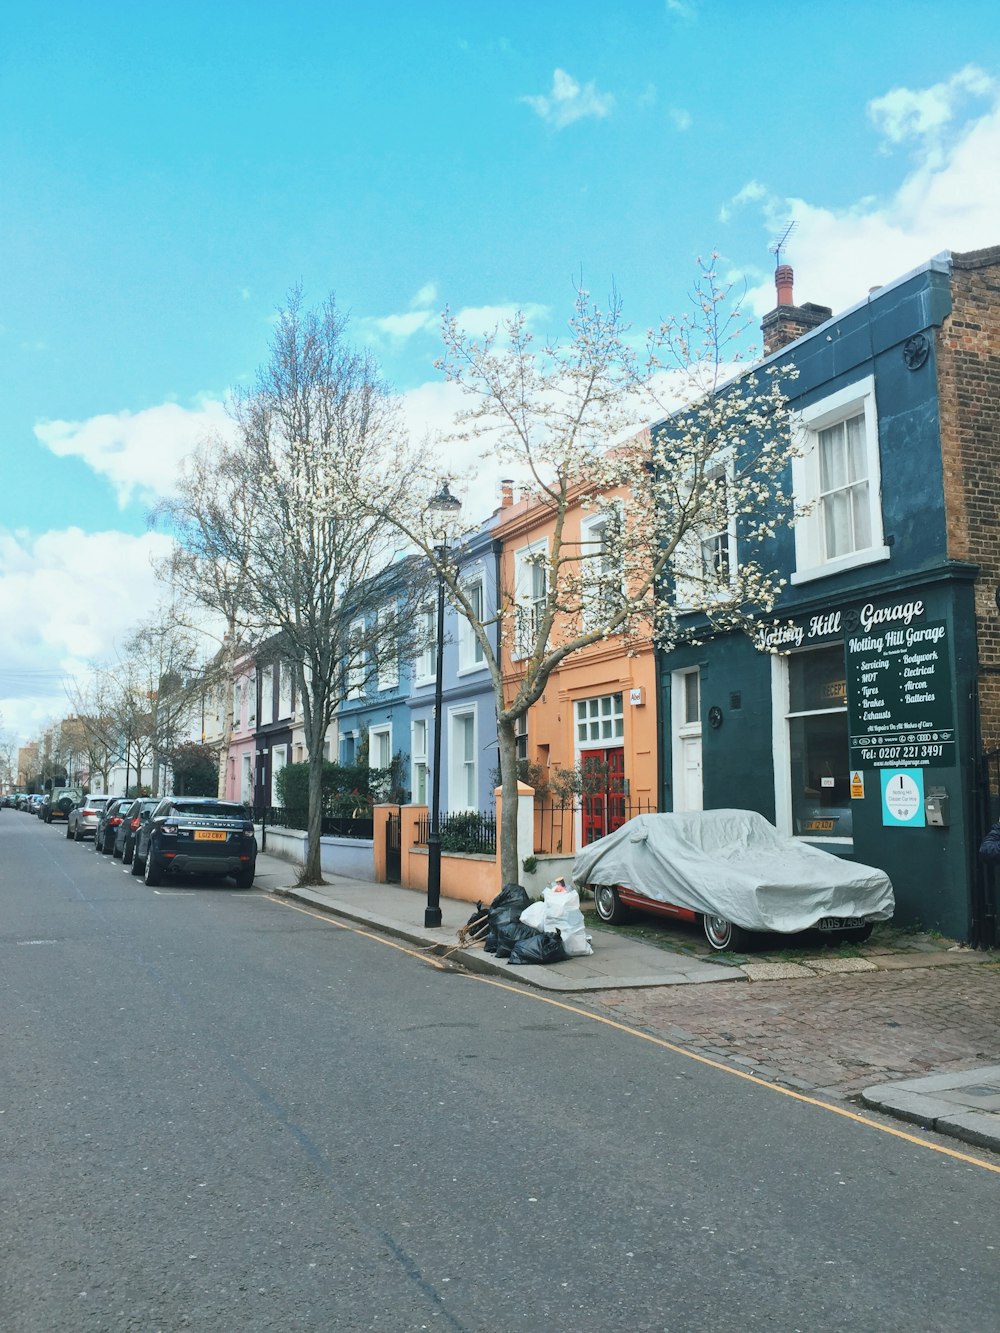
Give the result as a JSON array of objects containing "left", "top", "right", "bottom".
[
  {"left": 733, "top": 74, "right": 1000, "bottom": 319},
  {"left": 0, "top": 526, "right": 176, "bottom": 741},
  {"left": 868, "top": 65, "right": 994, "bottom": 149},
  {"left": 670, "top": 107, "right": 692, "bottom": 132},
  {"left": 452, "top": 302, "right": 549, "bottom": 337},
  {"left": 34, "top": 398, "right": 231, "bottom": 508},
  {"left": 522, "top": 69, "right": 615, "bottom": 129},
  {"left": 371, "top": 310, "right": 438, "bottom": 340}
]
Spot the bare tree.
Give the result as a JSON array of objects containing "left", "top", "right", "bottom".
[
  {"left": 152, "top": 438, "right": 263, "bottom": 797},
  {"left": 162, "top": 289, "right": 425, "bottom": 883},
  {"left": 383, "top": 265, "right": 799, "bottom": 882}
]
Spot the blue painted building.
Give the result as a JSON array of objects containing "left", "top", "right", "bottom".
[
  {"left": 657, "top": 246, "right": 1000, "bottom": 941},
  {"left": 407, "top": 511, "right": 501, "bottom": 815}
]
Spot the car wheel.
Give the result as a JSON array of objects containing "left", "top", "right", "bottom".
[
  {"left": 44, "top": 812, "right": 52, "bottom": 824},
  {"left": 593, "top": 884, "right": 630, "bottom": 924},
  {"left": 112, "top": 841, "right": 123, "bottom": 859},
  {"left": 234, "top": 865, "right": 256, "bottom": 889},
  {"left": 701, "top": 914, "right": 749, "bottom": 952},
  {"left": 123, "top": 842, "right": 134, "bottom": 865},
  {"left": 143, "top": 853, "right": 163, "bottom": 887},
  {"left": 65, "top": 822, "right": 74, "bottom": 839},
  {"left": 131, "top": 851, "right": 144, "bottom": 875}
]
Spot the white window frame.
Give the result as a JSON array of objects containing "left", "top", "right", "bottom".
[
  {"left": 415, "top": 605, "right": 437, "bottom": 685},
  {"left": 278, "top": 663, "right": 293, "bottom": 719},
  {"left": 770, "top": 648, "right": 852, "bottom": 845},
  {"left": 260, "top": 667, "right": 273, "bottom": 725},
  {"left": 347, "top": 619, "right": 366, "bottom": 699},
  {"left": 270, "top": 743, "right": 288, "bottom": 807},
  {"left": 791, "top": 375, "right": 889, "bottom": 584},
  {"left": 458, "top": 571, "right": 487, "bottom": 674},
  {"left": 241, "top": 753, "right": 253, "bottom": 804},
  {"left": 580, "top": 507, "right": 624, "bottom": 630},
  {"left": 574, "top": 693, "right": 625, "bottom": 746},
  {"left": 368, "top": 724, "right": 391, "bottom": 773},
  {"left": 448, "top": 706, "right": 478, "bottom": 813},
  {"left": 376, "top": 607, "right": 400, "bottom": 691},
  {"left": 411, "top": 718, "right": 429, "bottom": 806},
  {"left": 232, "top": 680, "right": 242, "bottom": 729},
  {"left": 673, "top": 456, "right": 737, "bottom": 608},
  {"left": 513, "top": 539, "right": 548, "bottom": 660}
]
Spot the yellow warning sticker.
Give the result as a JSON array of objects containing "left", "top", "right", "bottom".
[{"left": 850, "top": 771, "right": 865, "bottom": 799}]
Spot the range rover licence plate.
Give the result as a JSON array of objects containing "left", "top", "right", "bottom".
[{"left": 194, "top": 830, "right": 227, "bottom": 841}]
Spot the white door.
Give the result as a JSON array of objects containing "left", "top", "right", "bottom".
[{"left": 672, "top": 669, "right": 703, "bottom": 812}]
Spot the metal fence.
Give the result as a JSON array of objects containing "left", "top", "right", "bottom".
[
  {"left": 415, "top": 809, "right": 497, "bottom": 856},
  {"left": 257, "top": 805, "right": 374, "bottom": 840},
  {"left": 973, "top": 746, "right": 1000, "bottom": 948},
  {"left": 533, "top": 798, "right": 657, "bottom": 855}
]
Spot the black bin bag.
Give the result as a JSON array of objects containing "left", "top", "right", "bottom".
[{"left": 508, "top": 930, "right": 568, "bottom": 965}]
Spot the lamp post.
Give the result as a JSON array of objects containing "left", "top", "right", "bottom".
[{"left": 425, "top": 481, "right": 462, "bottom": 928}]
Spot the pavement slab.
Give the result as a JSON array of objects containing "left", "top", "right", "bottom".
[{"left": 861, "top": 1066, "right": 1000, "bottom": 1153}]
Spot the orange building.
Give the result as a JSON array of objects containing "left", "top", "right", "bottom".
[{"left": 494, "top": 481, "right": 658, "bottom": 856}]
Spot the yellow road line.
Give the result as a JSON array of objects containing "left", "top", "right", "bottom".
[{"left": 270, "top": 894, "right": 1000, "bottom": 1176}]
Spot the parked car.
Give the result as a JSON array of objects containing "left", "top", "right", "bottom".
[
  {"left": 132, "top": 797, "right": 257, "bottom": 887},
  {"left": 94, "top": 798, "right": 133, "bottom": 854},
  {"left": 66, "top": 795, "right": 112, "bottom": 842},
  {"left": 35, "top": 794, "right": 49, "bottom": 819},
  {"left": 574, "top": 809, "right": 895, "bottom": 952},
  {"left": 44, "top": 787, "right": 82, "bottom": 824},
  {"left": 17, "top": 794, "right": 33, "bottom": 811},
  {"left": 114, "top": 797, "right": 159, "bottom": 863}
]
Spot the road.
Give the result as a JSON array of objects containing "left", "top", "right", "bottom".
[{"left": 2, "top": 812, "right": 998, "bottom": 1331}]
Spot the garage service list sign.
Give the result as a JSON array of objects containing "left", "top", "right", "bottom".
[{"left": 844, "top": 599, "right": 955, "bottom": 769}]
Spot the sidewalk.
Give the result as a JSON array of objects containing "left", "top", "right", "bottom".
[
  {"left": 253, "top": 852, "right": 735, "bottom": 991},
  {"left": 252, "top": 852, "right": 1000, "bottom": 1157}
]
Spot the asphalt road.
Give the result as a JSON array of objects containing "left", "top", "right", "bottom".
[{"left": 2, "top": 812, "right": 999, "bottom": 1332}]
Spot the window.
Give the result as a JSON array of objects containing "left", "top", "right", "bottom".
[
  {"left": 514, "top": 541, "right": 547, "bottom": 658},
  {"left": 411, "top": 718, "right": 428, "bottom": 806},
  {"left": 774, "top": 645, "right": 852, "bottom": 841},
  {"left": 449, "top": 708, "right": 477, "bottom": 811},
  {"left": 260, "top": 668, "right": 273, "bottom": 724},
  {"left": 347, "top": 620, "right": 366, "bottom": 698},
  {"left": 674, "top": 458, "right": 736, "bottom": 606},
  {"left": 369, "top": 725, "right": 391, "bottom": 772},
  {"left": 278, "top": 663, "right": 293, "bottom": 718},
  {"left": 791, "top": 376, "right": 888, "bottom": 583},
  {"left": 580, "top": 509, "right": 624, "bottom": 628},
  {"left": 232, "top": 680, "right": 242, "bottom": 728},
  {"left": 376, "top": 608, "right": 400, "bottom": 691},
  {"left": 458, "top": 575, "right": 486, "bottom": 671},
  {"left": 515, "top": 713, "right": 528, "bottom": 763},
  {"left": 270, "top": 744, "right": 287, "bottom": 807},
  {"left": 241, "top": 754, "right": 253, "bottom": 804},
  {"left": 575, "top": 693, "right": 624, "bottom": 744},
  {"left": 416, "top": 605, "right": 437, "bottom": 683},
  {"left": 247, "top": 675, "right": 257, "bottom": 725},
  {"left": 699, "top": 466, "right": 732, "bottom": 585}
]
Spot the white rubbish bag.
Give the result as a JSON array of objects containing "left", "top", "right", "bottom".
[{"left": 542, "top": 879, "right": 593, "bottom": 956}]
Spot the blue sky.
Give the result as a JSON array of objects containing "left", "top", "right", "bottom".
[{"left": 3, "top": 0, "right": 1000, "bottom": 743}]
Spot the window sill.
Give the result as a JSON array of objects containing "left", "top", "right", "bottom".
[
  {"left": 791, "top": 545, "right": 890, "bottom": 585},
  {"left": 457, "top": 662, "right": 488, "bottom": 678}
]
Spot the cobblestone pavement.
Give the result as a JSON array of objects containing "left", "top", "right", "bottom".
[{"left": 585, "top": 958, "right": 1000, "bottom": 1100}]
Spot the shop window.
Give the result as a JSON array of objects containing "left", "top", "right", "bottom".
[{"left": 784, "top": 645, "right": 851, "bottom": 840}]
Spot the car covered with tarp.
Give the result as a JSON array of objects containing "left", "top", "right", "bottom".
[{"left": 572, "top": 809, "right": 894, "bottom": 951}]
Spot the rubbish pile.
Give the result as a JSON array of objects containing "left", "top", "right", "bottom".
[{"left": 461, "top": 879, "right": 593, "bottom": 965}]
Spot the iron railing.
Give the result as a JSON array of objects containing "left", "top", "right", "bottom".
[
  {"left": 257, "top": 805, "right": 374, "bottom": 840},
  {"left": 415, "top": 809, "right": 497, "bottom": 856},
  {"left": 533, "top": 798, "right": 657, "bottom": 855}
]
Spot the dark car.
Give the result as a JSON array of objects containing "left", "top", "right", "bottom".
[
  {"left": 44, "top": 786, "right": 83, "bottom": 823},
  {"left": 95, "top": 797, "right": 133, "bottom": 854},
  {"left": 132, "top": 797, "right": 257, "bottom": 888},
  {"left": 114, "top": 797, "right": 159, "bottom": 864}
]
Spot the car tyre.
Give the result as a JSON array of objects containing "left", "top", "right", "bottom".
[
  {"left": 131, "top": 851, "right": 144, "bottom": 875},
  {"left": 701, "top": 914, "right": 750, "bottom": 952},
  {"left": 112, "top": 841, "right": 123, "bottom": 859},
  {"left": 593, "top": 883, "right": 631, "bottom": 925},
  {"left": 66, "top": 822, "right": 74, "bottom": 840},
  {"left": 143, "top": 853, "right": 163, "bottom": 887},
  {"left": 234, "top": 865, "right": 256, "bottom": 889}
]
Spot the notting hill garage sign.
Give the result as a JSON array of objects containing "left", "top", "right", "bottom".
[{"left": 755, "top": 596, "right": 956, "bottom": 769}]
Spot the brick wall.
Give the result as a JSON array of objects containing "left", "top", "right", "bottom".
[{"left": 937, "top": 246, "right": 1000, "bottom": 745}]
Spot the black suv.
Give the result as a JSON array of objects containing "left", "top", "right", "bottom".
[
  {"left": 44, "top": 787, "right": 83, "bottom": 823},
  {"left": 132, "top": 797, "right": 257, "bottom": 888}
]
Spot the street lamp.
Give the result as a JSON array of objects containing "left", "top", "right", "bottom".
[{"left": 425, "top": 481, "right": 462, "bottom": 928}]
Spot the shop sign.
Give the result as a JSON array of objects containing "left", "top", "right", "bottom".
[
  {"left": 845, "top": 603, "right": 954, "bottom": 769},
  {"left": 880, "top": 768, "right": 926, "bottom": 827}
]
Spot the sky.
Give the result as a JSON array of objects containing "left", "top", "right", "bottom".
[{"left": 3, "top": 0, "right": 1000, "bottom": 747}]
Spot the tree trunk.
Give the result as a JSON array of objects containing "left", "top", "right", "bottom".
[
  {"left": 497, "top": 714, "right": 520, "bottom": 884},
  {"left": 301, "top": 721, "right": 326, "bottom": 885}
]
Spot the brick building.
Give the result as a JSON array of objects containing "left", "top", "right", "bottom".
[{"left": 656, "top": 245, "right": 1000, "bottom": 943}]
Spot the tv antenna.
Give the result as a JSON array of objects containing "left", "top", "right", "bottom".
[{"left": 769, "top": 220, "right": 797, "bottom": 268}]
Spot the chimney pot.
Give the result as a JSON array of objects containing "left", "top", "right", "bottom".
[
  {"left": 500, "top": 479, "right": 514, "bottom": 507},
  {"left": 775, "top": 264, "right": 794, "bottom": 307}
]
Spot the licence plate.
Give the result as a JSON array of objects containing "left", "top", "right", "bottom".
[
  {"left": 817, "top": 916, "right": 864, "bottom": 931},
  {"left": 194, "top": 830, "right": 228, "bottom": 841},
  {"left": 804, "top": 818, "right": 837, "bottom": 832}
]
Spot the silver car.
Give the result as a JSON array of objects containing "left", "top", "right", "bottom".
[{"left": 66, "top": 795, "right": 112, "bottom": 842}]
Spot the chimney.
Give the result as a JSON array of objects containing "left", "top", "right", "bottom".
[
  {"left": 500, "top": 478, "right": 515, "bottom": 508},
  {"left": 761, "top": 264, "right": 832, "bottom": 356}
]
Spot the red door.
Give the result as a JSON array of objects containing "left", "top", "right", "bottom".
[{"left": 580, "top": 748, "right": 627, "bottom": 845}]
